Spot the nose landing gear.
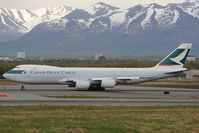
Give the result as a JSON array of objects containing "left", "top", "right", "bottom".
[{"left": 20, "top": 84, "right": 25, "bottom": 90}]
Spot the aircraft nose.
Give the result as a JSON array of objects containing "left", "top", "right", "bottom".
[{"left": 3, "top": 73, "right": 8, "bottom": 79}]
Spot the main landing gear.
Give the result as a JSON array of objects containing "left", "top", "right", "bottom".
[
  {"left": 20, "top": 84, "right": 25, "bottom": 90},
  {"left": 88, "top": 87, "right": 105, "bottom": 91},
  {"left": 88, "top": 84, "right": 105, "bottom": 91}
]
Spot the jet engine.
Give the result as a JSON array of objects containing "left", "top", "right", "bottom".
[
  {"left": 75, "top": 80, "right": 90, "bottom": 90},
  {"left": 101, "top": 79, "right": 116, "bottom": 88}
]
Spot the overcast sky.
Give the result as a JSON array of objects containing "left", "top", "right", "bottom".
[{"left": 0, "top": 0, "right": 185, "bottom": 9}]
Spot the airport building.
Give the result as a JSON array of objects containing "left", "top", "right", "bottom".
[
  {"left": 17, "top": 52, "right": 26, "bottom": 60},
  {"left": 163, "top": 70, "right": 199, "bottom": 81},
  {"left": 95, "top": 53, "right": 106, "bottom": 62},
  {"left": 187, "top": 55, "right": 196, "bottom": 62},
  {"left": 185, "top": 70, "right": 199, "bottom": 81}
]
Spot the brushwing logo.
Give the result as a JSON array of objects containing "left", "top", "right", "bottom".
[
  {"left": 170, "top": 49, "right": 188, "bottom": 65},
  {"left": 159, "top": 48, "right": 190, "bottom": 66}
]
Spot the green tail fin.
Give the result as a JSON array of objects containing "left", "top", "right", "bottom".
[{"left": 156, "top": 43, "right": 192, "bottom": 68}]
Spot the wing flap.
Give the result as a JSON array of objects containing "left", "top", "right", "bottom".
[{"left": 117, "top": 77, "right": 140, "bottom": 80}]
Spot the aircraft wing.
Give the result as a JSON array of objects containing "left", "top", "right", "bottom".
[
  {"left": 59, "top": 77, "right": 140, "bottom": 85},
  {"left": 92, "top": 77, "right": 140, "bottom": 81},
  {"left": 59, "top": 77, "right": 141, "bottom": 81},
  {"left": 91, "top": 77, "right": 140, "bottom": 84}
]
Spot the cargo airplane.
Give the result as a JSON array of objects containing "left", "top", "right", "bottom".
[{"left": 3, "top": 43, "right": 192, "bottom": 91}]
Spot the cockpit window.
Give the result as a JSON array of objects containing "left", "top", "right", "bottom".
[{"left": 6, "top": 70, "right": 26, "bottom": 74}]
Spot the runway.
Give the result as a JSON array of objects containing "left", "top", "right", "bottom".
[{"left": 0, "top": 85, "right": 199, "bottom": 106}]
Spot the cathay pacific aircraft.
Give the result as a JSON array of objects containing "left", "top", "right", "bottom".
[{"left": 3, "top": 43, "right": 192, "bottom": 91}]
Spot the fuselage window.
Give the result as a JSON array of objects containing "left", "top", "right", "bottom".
[{"left": 6, "top": 70, "right": 26, "bottom": 74}]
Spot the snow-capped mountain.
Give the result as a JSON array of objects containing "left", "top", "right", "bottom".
[
  {"left": 33, "top": 2, "right": 120, "bottom": 33},
  {"left": 85, "top": 2, "right": 119, "bottom": 16},
  {"left": 0, "top": 5, "right": 74, "bottom": 31},
  {"left": 0, "top": 5, "right": 74, "bottom": 42},
  {"left": 179, "top": 0, "right": 199, "bottom": 19},
  {"left": 0, "top": 8, "right": 34, "bottom": 32},
  {"left": 32, "top": 3, "right": 195, "bottom": 35},
  {"left": 25, "top": 5, "right": 74, "bottom": 30},
  {"left": 1, "top": 1, "right": 199, "bottom": 57}
]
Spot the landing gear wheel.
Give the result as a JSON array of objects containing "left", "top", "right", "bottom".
[
  {"left": 21, "top": 85, "right": 25, "bottom": 90},
  {"left": 88, "top": 87, "right": 93, "bottom": 91},
  {"left": 88, "top": 87, "right": 105, "bottom": 91},
  {"left": 100, "top": 87, "right": 105, "bottom": 91},
  {"left": 163, "top": 91, "right": 170, "bottom": 94}
]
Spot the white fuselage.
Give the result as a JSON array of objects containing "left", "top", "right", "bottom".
[{"left": 3, "top": 65, "right": 185, "bottom": 84}]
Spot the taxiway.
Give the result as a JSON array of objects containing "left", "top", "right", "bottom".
[{"left": 0, "top": 85, "right": 199, "bottom": 106}]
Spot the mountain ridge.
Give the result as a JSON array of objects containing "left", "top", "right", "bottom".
[
  {"left": 0, "top": 5, "right": 74, "bottom": 42},
  {"left": 0, "top": 1, "right": 199, "bottom": 57}
]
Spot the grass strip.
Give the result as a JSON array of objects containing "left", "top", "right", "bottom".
[{"left": 0, "top": 106, "right": 198, "bottom": 133}]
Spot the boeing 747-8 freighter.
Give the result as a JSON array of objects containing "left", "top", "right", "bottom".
[{"left": 3, "top": 43, "right": 192, "bottom": 91}]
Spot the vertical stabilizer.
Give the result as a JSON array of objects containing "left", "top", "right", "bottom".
[{"left": 155, "top": 43, "right": 192, "bottom": 68}]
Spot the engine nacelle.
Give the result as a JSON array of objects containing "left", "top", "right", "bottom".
[
  {"left": 76, "top": 80, "right": 90, "bottom": 90},
  {"left": 101, "top": 79, "right": 116, "bottom": 88}
]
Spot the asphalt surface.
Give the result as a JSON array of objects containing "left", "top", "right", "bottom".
[{"left": 0, "top": 85, "right": 199, "bottom": 106}]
